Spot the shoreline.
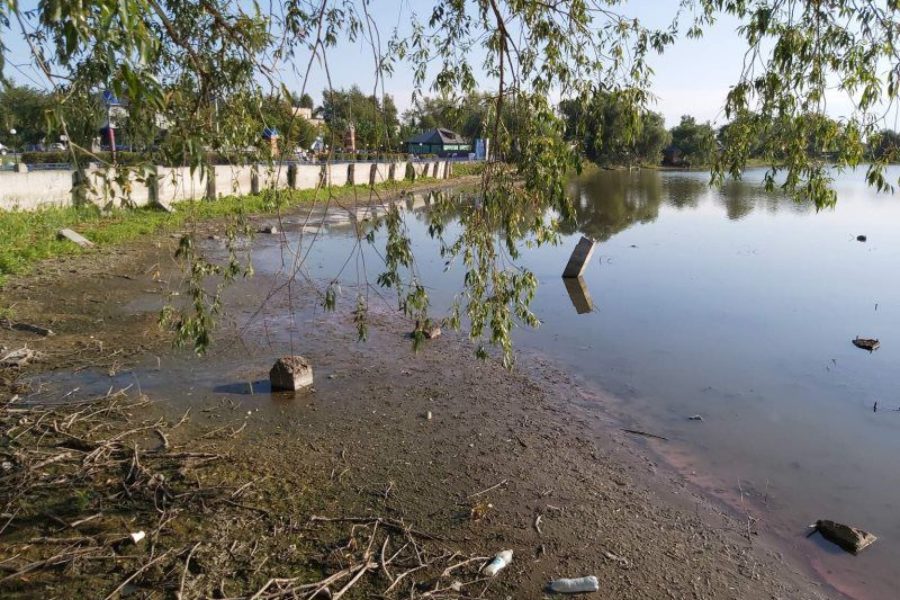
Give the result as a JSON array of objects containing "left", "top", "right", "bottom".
[
  {"left": 0, "top": 186, "right": 834, "bottom": 598},
  {"left": 513, "top": 347, "right": 851, "bottom": 600}
]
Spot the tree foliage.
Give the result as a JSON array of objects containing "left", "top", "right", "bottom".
[
  {"left": 670, "top": 115, "right": 717, "bottom": 166},
  {"left": 2, "top": 0, "right": 899, "bottom": 363},
  {"left": 868, "top": 129, "right": 900, "bottom": 162},
  {"left": 560, "top": 91, "right": 670, "bottom": 167},
  {"left": 0, "top": 85, "right": 54, "bottom": 146},
  {"left": 402, "top": 94, "right": 491, "bottom": 141},
  {"left": 319, "top": 86, "right": 400, "bottom": 150}
]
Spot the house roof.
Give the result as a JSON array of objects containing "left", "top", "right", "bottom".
[{"left": 406, "top": 128, "right": 468, "bottom": 145}]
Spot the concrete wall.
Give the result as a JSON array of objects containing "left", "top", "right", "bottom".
[
  {"left": 259, "top": 164, "right": 291, "bottom": 192},
  {"left": 212, "top": 165, "right": 254, "bottom": 198},
  {"left": 295, "top": 164, "right": 321, "bottom": 190},
  {"left": 324, "top": 163, "right": 349, "bottom": 187},
  {"left": 0, "top": 160, "right": 464, "bottom": 212},
  {"left": 82, "top": 167, "right": 153, "bottom": 207},
  {"left": 0, "top": 169, "right": 74, "bottom": 211},
  {"left": 369, "top": 163, "right": 391, "bottom": 185},
  {"left": 155, "top": 166, "right": 207, "bottom": 206}
]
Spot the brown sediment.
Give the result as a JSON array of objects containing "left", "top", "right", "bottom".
[{"left": 0, "top": 190, "right": 836, "bottom": 599}]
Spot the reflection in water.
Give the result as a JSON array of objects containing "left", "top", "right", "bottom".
[
  {"left": 562, "top": 169, "right": 663, "bottom": 240},
  {"left": 563, "top": 276, "right": 594, "bottom": 314},
  {"left": 563, "top": 168, "right": 821, "bottom": 241}
]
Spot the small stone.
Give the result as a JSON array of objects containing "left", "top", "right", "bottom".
[
  {"left": 688, "top": 415, "right": 703, "bottom": 421},
  {"left": 856, "top": 235, "right": 867, "bottom": 242},
  {"left": 852, "top": 337, "right": 880, "bottom": 352},
  {"left": 269, "top": 355, "right": 314, "bottom": 391},
  {"left": 815, "top": 520, "right": 877, "bottom": 554}
]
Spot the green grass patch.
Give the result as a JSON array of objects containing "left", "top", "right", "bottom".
[
  {"left": 450, "top": 161, "right": 485, "bottom": 177},
  {"left": 0, "top": 173, "right": 459, "bottom": 288}
]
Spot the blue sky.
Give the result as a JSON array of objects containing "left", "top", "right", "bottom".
[{"left": 0, "top": 1, "right": 861, "bottom": 127}]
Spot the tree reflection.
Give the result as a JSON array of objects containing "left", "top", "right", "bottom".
[
  {"left": 561, "top": 168, "right": 818, "bottom": 240},
  {"left": 561, "top": 169, "right": 663, "bottom": 241}
]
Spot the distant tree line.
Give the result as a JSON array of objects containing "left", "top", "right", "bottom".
[{"left": 5, "top": 81, "right": 900, "bottom": 166}]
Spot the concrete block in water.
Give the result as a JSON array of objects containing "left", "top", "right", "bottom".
[
  {"left": 562, "top": 236, "right": 596, "bottom": 278},
  {"left": 563, "top": 276, "right": 594, "bottom": 314},
  {"left": 270, "top": 356, "right": 314, "bottom": 391}
]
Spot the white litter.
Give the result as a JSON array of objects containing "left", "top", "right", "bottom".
[
  {"left": 130, "top": 531, "right": 146, "bottom": 544},
  {"left": 548, "top": 576, "right": 599, "bottom": 593},
  {"left": 482, "top": 550, "right": 512, "bottom": 576}
]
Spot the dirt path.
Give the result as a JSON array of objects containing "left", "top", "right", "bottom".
[{"left": 0, "top": 188, "right": 836, "bottom": 598}]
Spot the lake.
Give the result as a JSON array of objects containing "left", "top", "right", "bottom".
[
  {"left": 252, "top": 166, "right": 900, "bottom": 599},
  {"left": 522, "top": 167, "right": 900, "bottom": 600}
]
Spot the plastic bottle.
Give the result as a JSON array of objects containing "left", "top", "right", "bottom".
[
  {"left": 482, "top": 550, "right": 513, "bottom": 576},
  {"left": 548, "top": 575, "right": 599, "bottom": 593}
]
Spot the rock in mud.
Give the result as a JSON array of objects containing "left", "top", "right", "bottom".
[
  {"left": 814, "top": 520, "right": 877, "bottom": 554},
  {"left": 258, "top": 225, "right": 279, "bottom": 234},
  {"left": 852, "top": 337, "right": 880, "bottom": 351},
  {"left": 269, "top": 356, "right": 314, "bottom": 391}
]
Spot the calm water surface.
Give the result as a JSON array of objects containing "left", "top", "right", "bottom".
[
  {"left": 522, "top": 168, "right": 900, "bottom": 600},
  {"left": 252, "top": 166, "right": 900, "bottom": 599}
]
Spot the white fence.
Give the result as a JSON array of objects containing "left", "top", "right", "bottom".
[{"left": 0, "top": 160, "right": 452, "bottom": 212}]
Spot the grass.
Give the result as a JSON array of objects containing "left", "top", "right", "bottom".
[
  {"left": 0, "top": 168, "right": 480, "bottom": 288},
  {"left": 449, "top": 161, "right": 485, "bottom": 177}
]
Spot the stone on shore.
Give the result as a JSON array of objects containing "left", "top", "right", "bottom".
[
  {"left": 269, "top": 356, "right": 314, "bottom": 391},
  {"left": 58, "top": 228, "right": 95, "bottom": 248},
  {"left": 815, "top": 520, "right": 877, "bottom": 554}
]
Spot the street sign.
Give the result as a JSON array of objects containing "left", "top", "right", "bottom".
[{"left": 102, "top": 90, "right": 121, "bottom": 106}]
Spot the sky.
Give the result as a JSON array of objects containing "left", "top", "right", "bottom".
[{"left": 0, "top": 0, "right": 866, "bottom": 128}]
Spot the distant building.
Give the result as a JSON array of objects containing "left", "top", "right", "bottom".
[
  {"left": 406, "top": 128, "right": 471, "bottom": 156},
  {"left": 263, "top": 127, "right": 280, "bottom": 155},
  {"left": 292, "top": 106, "right": 325, "bottom": 128}
]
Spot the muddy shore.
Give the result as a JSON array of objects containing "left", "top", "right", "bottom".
[{"left": 0, "top": 186, "right": 835, "bottom": 598}]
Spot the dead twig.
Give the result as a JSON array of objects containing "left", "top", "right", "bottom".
[{"left": 466, "top": 479, "right": 508, "bottom": 499}]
